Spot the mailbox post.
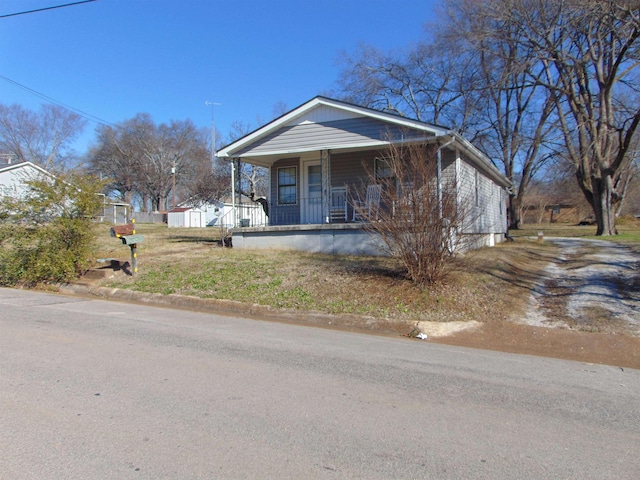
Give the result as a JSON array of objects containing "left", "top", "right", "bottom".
[{"left": 110, "top": 219, "right": 144, "bottom": 275}]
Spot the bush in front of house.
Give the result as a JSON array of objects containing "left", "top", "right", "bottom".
[
  {"left": 355, "top": 141, "right": 474, "bottom": 286},
  {"left": 0, "top": 174, "right": 105, "bottom": 286}
]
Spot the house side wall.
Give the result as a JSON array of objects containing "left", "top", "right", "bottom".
[
  {"left": 236, "top": 118, "right": 427, "bottom": 157},
  {"left": 441, "top": 149, "right": 457, "bottom": 184},
  {"left": 0, "top": 165, "right": 45, "bottom": 198},
  {"left": 270, "top": 158, "right": 300, "bottom": 226},
  {"left": 457, "top": 152, "right": 507, "bottom": 237}
]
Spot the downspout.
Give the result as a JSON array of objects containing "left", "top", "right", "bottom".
[{"left": 436, "top": 135, "right": 456, "bottom": 219}]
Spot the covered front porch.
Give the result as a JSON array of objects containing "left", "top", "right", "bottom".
[
  {"left": 217, "top": 97, "right": 445, "bottom": 231},
  {"left": 267, "top": 149, "right": 378, "bottom": 227}
]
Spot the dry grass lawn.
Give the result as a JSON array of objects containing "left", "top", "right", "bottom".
[{"left": 92, "top": 223, "right": 561, "bottom": 328}]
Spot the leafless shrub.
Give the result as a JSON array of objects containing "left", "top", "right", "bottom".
[{"left": 354, "top": 141, "right": 472, "bottom": 285}]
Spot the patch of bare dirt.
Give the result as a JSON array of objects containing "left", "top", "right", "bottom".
[
  {"left": 522, "top": 238, "right": 640, "bottom": 335},
  {"left": 430, "top": 238, "right": 640, "bottom": 369}
]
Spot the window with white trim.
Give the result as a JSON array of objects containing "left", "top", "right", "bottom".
[{"left": 277, "top": 166, "right": 297, "bottom": 205}]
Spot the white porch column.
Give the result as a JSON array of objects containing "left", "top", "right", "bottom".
[
  {"left": 322, "top": 150, "right": 331, "bottom": 223},
  {"left": 231, "top": 158, "right": 236, "bottom": 228}
]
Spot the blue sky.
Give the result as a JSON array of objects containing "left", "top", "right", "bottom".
[{"left": 0, "top": 0, "right": 437, "bottom": 153}]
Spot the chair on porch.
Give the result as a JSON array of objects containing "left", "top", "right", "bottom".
[
  {"left": 352, "top": 184, "right": 382, "bottom": 222},
  {"left": 329, "top": 185, "right": 348, "bottom": 223}
]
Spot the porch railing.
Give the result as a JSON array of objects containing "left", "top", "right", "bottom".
[
  {"left": 270, "top": 191, "right": 350, "bottom": 226},
  {"left": 222, "top": 203, "right": 269, "bottom": 228}
]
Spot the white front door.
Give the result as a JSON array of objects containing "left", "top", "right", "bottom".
[{"left": 303, "top": 161, "right": 323, "bottom": 224}]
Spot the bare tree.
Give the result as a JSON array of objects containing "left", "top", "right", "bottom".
[
  {"left": 0, "top": 103, "right": 86, "bottom": 170},
  {"left": 336, "top": 41, "right": 482, "bottom": 135},
  {"left": 355, "top": 141, "right": 471, "bottom": 285},
  {"left": 89, "top": 114, "right": 210, "bottom": 211},
  {"left": 336, "top": 15, "right": 560, "bottom": 231},
  {"left": 440, "top": 0, "right": 562, "bottom": 229},
  {"left": 184, "top": 163, "right": 229, "bottom": 207},
  {"left": 89, "top": 119, "right": 142, "bottom": 204},
  {"left": 493, "top": 0, "right": 640, "bottom": 235},
  {"left": 614, "top": 156, "right": 639, "bottom": 217}
]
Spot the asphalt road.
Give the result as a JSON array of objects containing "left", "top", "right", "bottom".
[{"left": 1, "top": 287, "right": 639, "bottom": 479}]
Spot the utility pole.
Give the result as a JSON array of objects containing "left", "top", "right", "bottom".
[{"left": 171, "top": 161, "right": 176, "bottom": 210}]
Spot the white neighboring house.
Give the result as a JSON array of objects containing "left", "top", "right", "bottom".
[
  {"left": 0, "top": 161, "right": 54, "bottom": 199},
  {"left": 168, "top": 200, "right": 268, "bottom": 228}
]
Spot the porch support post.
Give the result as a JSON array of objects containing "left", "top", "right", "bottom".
[
  {"left": 231, "top": 158, "right": 236, "bottom": 228},
  {"left": 322, "top": 150, "right": 330, "bottom": 223}
]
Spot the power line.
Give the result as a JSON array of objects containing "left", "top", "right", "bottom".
[
  {"left": 0, "top": 0, "right": 98, "bottom": 19},
  {"left": 0, "top": 74, "right": 116, "bottom": 127}
]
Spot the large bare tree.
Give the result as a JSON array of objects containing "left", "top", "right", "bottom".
[
  {"left": 494, "top": 0, "right": 640, "bottom": 235},
  {"left": 441, "top": 0, "right": 562, "bottom": 229},
  {"left": 89, "top": 114, "right": 210, "bottom": 211},
  {"left": 0, "top": 103, "right": 86, "bottom": 170},
  {"left": 336, "top": 16, "right": 561, "bottom": 230},
  {"left": 336, "top": 41, "right": 483, "bottom": 135}
]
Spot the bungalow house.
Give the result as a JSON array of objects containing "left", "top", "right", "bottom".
[{"left": 217, "top": 96, "right": 511, "bottom": 256}]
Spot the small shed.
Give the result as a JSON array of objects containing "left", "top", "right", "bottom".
[{"left": 167, "top": 207, "right": 206, "bottom": 228}]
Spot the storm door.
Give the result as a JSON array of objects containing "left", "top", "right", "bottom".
[{"left": 303, "top": 161, "right": 323, "bottom": 224}]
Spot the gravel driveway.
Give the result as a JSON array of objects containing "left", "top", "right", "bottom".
[{"left": 524, "top": 238, "right": 640, "bottom": 335}]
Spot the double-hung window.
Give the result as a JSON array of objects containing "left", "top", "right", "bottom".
[
  {"left": 375, "top": 157, "right": 393, "bottom": 181},
  {"left": 278, "top": 166, "right": 297, "bottom": 205}
]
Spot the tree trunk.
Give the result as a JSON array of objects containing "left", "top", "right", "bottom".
[
  {"left": 590, "top": 174, "right": 617, "bottom": 236},
  {"left": 508, "top": 194, "right": 522, "bottom": 230}
]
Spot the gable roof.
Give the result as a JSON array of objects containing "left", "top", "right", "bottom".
[
  {"left": 0, "top": 161, "right": 54, "bottom": 178},
  {"left": 0, "top": 161, "right": 58, "bottom": 197},
  {"left": 218, "top": 97, "right": 449, "bottom": 160},
  {"left": 217, "top": 96, "right": 511, "bottom": 188}
]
